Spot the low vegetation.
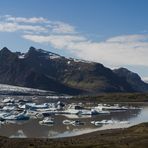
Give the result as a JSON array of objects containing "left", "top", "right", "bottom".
[{"left": 72, "top": 93, "right": 148, "bottom": 103}]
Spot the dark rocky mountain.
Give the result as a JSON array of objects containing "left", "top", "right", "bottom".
[
  {"left": 113, "top": 68, "right": 148, "bottom": 92},
  {"left": 0, "top": 47, "right": 147, "bottom": 95}
]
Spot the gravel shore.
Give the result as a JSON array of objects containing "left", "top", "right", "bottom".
[{"left": 0, "top": 122, "right": 148, "bottom": 148}]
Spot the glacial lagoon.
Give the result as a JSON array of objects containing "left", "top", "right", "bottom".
[{"left": 0, "top": 96, "right": 148, "bottom": 138}]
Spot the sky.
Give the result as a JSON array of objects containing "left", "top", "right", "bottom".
[{"left": 0, "top": 0, "right": 148, "bottom": 80}]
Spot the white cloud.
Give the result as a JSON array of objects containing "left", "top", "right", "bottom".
[
  {"left": 0, "top": 22, "right": 47, "bottom": 33},
  {"left": 0, "top": 15, "right": 76, "bottom": 34},
  {"left": 23, "top": 34, "right": 86, "bottom": 49},
  {"left": 48, "top": 21, "right": 76, "bottom": 34},
  {"left": 106, "top": 34, "right": 148, "bottom": 43},
  {"left": 4, "top": 15, "right": 49, "bottom": 23},
  {"left": 22, "top": 34, "right": 148, "bottom": 67}
]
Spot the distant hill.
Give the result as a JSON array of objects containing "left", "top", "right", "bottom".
[
  {"left": 0, "top": 47, "right": 147, "bottom": 95},
  {"left": 113, "top": 68, "right": 148, "bottom": 92}
]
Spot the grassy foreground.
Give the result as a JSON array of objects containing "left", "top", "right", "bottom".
[
  {"left": 72, "top": 93, "right": 148, "bottom": 103},
  {"left": 0, "top": 123, "right": 148, "bottom": 148}
]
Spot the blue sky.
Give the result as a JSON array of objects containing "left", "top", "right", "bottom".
[{"left": 0, "top": 0, "right": 148, "bottom": 79}]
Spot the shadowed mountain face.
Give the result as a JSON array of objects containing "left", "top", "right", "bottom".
[
  {"left": 113, "top": 68, "right": 148, "bottom": 92},
  {"left": 0, "top": 47, "right": 147, "bottom": 95}
]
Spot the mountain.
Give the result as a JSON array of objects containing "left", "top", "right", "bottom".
[
  {"left": 113, "top": 68, "right": 148, "bottom": 92},
  {"left": 0, "top": 47, "right": 147, "bottom": 95}
]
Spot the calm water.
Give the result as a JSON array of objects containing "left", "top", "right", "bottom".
[{"left": 0, "top": 103, "right": 148, "bottom": 138}]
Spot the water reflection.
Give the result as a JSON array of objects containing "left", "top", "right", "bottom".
[{"left": 9, "top": 130, "right": 27, "bottom": 138}]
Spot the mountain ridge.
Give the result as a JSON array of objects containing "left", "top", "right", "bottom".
[{"left": 0, "top": 47, "right": 147, "bottom": 95}]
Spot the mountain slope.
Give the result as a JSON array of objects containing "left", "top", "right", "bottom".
[
  {"left": 0, "top": 47, "right": 82, "bottom": 95},
  {"left": 113, "top": 68, "right": 148, "bottom": 92},
  {"left": 0, "top": 47, "right": 147, "bottom": 95}
]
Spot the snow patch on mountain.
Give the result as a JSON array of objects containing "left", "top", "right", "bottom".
[
  {"left": 18, "top": 54, "right": 25, "bottom": 59},
  {"left": 73, "top": 58, "right": 93, "bottom": 63},
  {"left": 49, "top": 55, "right": 61, "bottom": 59}
]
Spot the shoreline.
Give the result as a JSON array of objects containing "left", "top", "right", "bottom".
[{"left": 0, "top": 122, "right": 148, "bottom": 148}]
